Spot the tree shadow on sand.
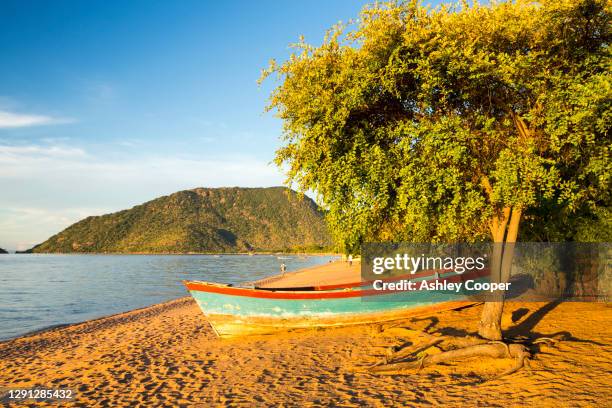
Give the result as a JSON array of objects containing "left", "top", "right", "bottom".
[
  {"left": 505, "top": 300, "right": 605, "bottom": 347},
  {"left": 367, "top": 300, "right": 604, "bottom": 384}
]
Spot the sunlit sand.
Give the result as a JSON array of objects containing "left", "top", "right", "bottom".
[
  {"left": 1, "top": 262, "right": 610, "bottom": 406},
  {"left": 255, "top": 259, "right": 359, "bottom": 288}
]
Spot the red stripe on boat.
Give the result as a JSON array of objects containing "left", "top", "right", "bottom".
[{"left": 184, "top": 268, "right": 490, "bottom": 300}]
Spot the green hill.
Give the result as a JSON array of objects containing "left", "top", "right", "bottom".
[{"left": 28, "top": 187, "right": 332, "bottom": 253}]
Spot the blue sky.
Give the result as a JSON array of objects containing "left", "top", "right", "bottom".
[{"left": 0, "top": 0, "right": 443, "bottom": 251}]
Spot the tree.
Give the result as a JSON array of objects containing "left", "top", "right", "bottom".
[{"left": 262, "top": 0, "right": 610, "bottom": 373}]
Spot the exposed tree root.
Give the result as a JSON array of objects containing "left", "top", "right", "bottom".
[
  {"left": 371, "top": 342, "right": 530, "bottom": 374},
  {"left": 387, "top": 336, "right": 443, "bottom": 363},
  {"left": 495, "top": 346, "right": 530, "bottom": 379},
  {"left": 367, "top": 328, "right": 561, "bottom": 381}
]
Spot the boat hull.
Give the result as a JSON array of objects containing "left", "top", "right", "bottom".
[
  {"left": 193, "top": 299, "right": 476, "bottom": 338},
  {"left": 185, "top": 270, "right": 486, "bottom": 337}
]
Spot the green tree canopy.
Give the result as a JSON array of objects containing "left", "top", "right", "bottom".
[
  {"left": 263, "top": 0, "right": 610, "bottom": 253},
  {"left": 263, "top": 0, "right": 610, "bottom": 340}
]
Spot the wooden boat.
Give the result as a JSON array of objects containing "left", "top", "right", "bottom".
[{"left": 184, "top": 268, "right": 487, "bottom": 338}]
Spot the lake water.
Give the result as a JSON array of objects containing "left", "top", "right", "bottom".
[{"left": 0, "top": 254, "right": 338, "bottom": 341}]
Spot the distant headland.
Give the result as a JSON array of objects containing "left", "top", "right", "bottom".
[{"left": 24, "top": 187, "right": 332, "bottom": 254}]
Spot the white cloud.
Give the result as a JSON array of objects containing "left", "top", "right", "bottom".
[
  {"left": 0, "top": 143, "right": 285, "bottom": 250},
  {"left": 0, "top": 207, "right": 111, "bottom": 251},
  {"left": 0, "top": 144, "right": 280, "bottom": 185},
  {"left": 0, "top": 144, "right": 87, "bottom": 159},
  {"left": 0, "top": 110, "right": 74, "bottom": 128},
  {"left": 41, "top": 136, "right": 72, "bottom": 144}
]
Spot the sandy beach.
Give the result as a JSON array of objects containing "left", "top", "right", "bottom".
[
  {"left": 254, "top": 260, "right": 359, "bottom": 288},
  {"left": 1, "top": 292, "right": 610, "bottom": 407}
]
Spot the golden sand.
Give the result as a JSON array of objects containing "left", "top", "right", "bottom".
[
  {"left": 1, "top": 295, "right": 610, "bottom": 407},
  {"left": 254, "top": 259, "right": 360, "bottom": 288}
]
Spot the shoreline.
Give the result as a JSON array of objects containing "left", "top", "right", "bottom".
[
  {"left": 1, "top": 296, "right": 610, "bottom": 406},
  {"left": 1, "top": 259, "right": 345, "bottom": 344},
  {"left": 0, "top": 297, "right": 192, "bottom": 345}
]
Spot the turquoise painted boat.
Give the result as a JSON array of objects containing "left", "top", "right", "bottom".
[{"left": 184, "top": 268, "right": 487, "bottom": 338}]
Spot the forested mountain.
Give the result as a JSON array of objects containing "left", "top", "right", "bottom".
[{"left": 28, "top": 187, "right": 331, "bottom": 253}]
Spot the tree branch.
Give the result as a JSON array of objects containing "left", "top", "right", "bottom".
[
  {"left": 512, "top": 112, "right": 532, "bottom": 141},
  {"left": 481, "top": 176, "right": 510, "bottom": 241}
]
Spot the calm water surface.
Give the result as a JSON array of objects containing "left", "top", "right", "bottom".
[{"left": 0, "top": 254, "right": 338, "bottom": 341}]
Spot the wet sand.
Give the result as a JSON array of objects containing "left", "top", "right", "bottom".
[{"left": 1, "top": 296, "right": 610, "bottom": 407}]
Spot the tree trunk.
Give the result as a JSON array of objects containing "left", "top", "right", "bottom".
[
  {"left": 477, "top": 207, "right": 522, "bottom": 340},
  {"left": 477, "top": 114, "right": 530, "bottom": 341}
]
